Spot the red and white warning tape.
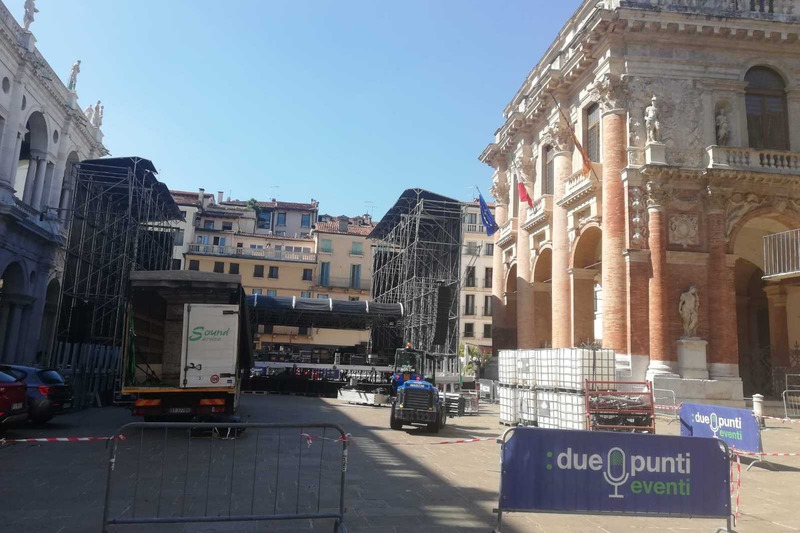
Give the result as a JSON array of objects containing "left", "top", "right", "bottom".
[
  {"left": 300, "top": 432, "right": 350, "bottom": 448},
  {"left": 734, "top": 450, "right": 800, "bottom": 458},
  {"left": 730, "top": 449, "right": 742, "bottom": 525},
  {"left": 654, "top": 404, "right": 681, "bottom": 411},
  {"left": 0, "top": 435, "right": 125, "bottom": 445},
  {"left": 759, "top": 415, "right": 800, "bottom": 424},
  {"left": 299, "top": 433, "right": 497, "bottom": 448}
]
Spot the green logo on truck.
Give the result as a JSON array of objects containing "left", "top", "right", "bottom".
[{"left": 189, "top": 326, "right": 231, "bottom": 342}]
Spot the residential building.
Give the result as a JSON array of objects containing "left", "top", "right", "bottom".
[
  {"left": 0, "top": 3, "right": 108, "bottom": 363},
  {"left": 460, "top": 201, "right": 495, "bottom": 355},
  {"left": 480, "top": 1, "right": 800, "bottom": 402},
  {"left": 169, "top": 188, "right": 215, "bottom": 271}
]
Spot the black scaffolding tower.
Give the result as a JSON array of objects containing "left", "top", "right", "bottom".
[
  {"left": 369, "top": 189, "right": 462, "bottom": 369},
  {"left": 56, "top": 157, "right": 182, "bottom": 349}
]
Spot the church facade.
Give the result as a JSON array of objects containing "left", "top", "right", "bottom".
[{"left": 481, "top": 0, "right": 800, "bottom": 401}]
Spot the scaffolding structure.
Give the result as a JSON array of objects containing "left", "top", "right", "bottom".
[
  {"left": 56, "top": 157, "right": 182, "bottom": 349},
  {"left": 370, "top": 189, "right": 462, "bottom": 369}
]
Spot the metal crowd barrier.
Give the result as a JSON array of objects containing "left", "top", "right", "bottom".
[
  {"left": 653, "top": 388, "right": 679, "bottom": 424},
  {"left": 102, "top": 422, "right": 349, "bottom": 532},
  {"left": 783, "top": 390, "right": 800, "bottom": 419}
]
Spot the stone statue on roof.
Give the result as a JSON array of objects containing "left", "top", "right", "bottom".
[
  {"left": 92, "top": 100, "right": 102, "bottom": 127},
  {"left": 67, "top": 60, "right": 80, "bottom": 92},
  {"left": 83, "top": 104, "right": 94, "bottom": 123},
  {"left": 23, "top": 0, "right": 38, "bottom": 31}
]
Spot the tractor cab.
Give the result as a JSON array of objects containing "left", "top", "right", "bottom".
[
  {"left": 391, "top": 346, "right": 436, "bottom": 395},
  {"left": 389, "top": 345, "right": 447, "bottom": 433}
]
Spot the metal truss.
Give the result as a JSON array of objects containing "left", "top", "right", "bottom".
[
  {"left": 55, "top": 157, "right": 181, "bottom": 349},
  {"left": 370, "top": 189, "right": 462, "bottom": 368}
]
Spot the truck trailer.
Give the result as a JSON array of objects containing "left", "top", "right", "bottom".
[{"left": 122, "top": 271, "right": 252, "bottom": 420}]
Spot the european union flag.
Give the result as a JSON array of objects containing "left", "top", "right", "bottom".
[{"left": 479, "top": 193, "right": 498, "bottom": 237}]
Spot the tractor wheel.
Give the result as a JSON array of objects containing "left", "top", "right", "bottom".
[
  {"left": 439, "top": 408, "right": 447, "bottom": 429},
  {"left": 389, "top": 406, "right": 403, "bottom": 430},
  {"left": 427, "top": 413, "right": 441, "bottom": 434}
]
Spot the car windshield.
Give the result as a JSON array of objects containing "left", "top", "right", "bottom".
[
  {"left": 0, "top": 370, "right": 19, "bottom": 383},
  {"left": 395, "top": 350, "right": 422, "bottom": 373},
  {"left": 38, "top": 370, "right": 65, "bottom": 385},
  {"left": 0, "top": 367, "right": 25, "bottom": 380}
]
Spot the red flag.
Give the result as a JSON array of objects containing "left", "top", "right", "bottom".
[{"left": 517, "top": 182, "right": 533, "bottom": 208}]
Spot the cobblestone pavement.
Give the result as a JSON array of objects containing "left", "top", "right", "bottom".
[{"left": 1, "top": 394, "right": 800, "bottom": 532}]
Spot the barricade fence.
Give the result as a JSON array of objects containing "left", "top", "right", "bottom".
[
  {"left": 783, "top": 389, "right": 800, "bottom": 419},
  {"left": 102, "top": 422, "right": 348, "bottom": 532},
  {"left": 52, "top": 341, "right": 120, "bottom": 409},
  {"left": 654, "top": 388, "right": 679, "bottom": 423}
]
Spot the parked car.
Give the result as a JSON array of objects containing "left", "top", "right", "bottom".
[
  {"left": 0, "top": 369, "right": 28, "bottom": 431},
  {"left": 0, "top": 365, "right": 72, "bottom": 424}
]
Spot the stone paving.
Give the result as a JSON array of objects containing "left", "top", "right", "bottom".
[{"left": 1, "top": 394, "right": 800, "bottom": 532}]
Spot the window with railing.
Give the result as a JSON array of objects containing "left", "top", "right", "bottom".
[
  {"left": 465, "top": 266, "right": 476, "bottom": 287},
  {"left": 484, "top": 268, "right": 493, "bottom": 288},
  {"left": 484, "top": 295, "right": 492, "bottom": 316},
  {"left": 464, "top": 295, "right": 475, "bottom": 315},
  {"left": 746, "top": 66, "right": 789, "bottom": 151},
  {"left": 319, "top": 262, "right": 330, "bottom": 286},
  {"left": 350, "top": 264, "right": 361, "bottom": 289}
]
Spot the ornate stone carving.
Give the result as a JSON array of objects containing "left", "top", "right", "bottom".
[
  {"left": 591, "top": 73, "right": 627, "bottom": 113},
  {"left": 644, "top": 95, "right": 662, "bottom": 143},
  {"left": 773, "top": 195, "right": 789, "bottom": 214},
  {"left": 704, "top": 186, "right": 729, "bottom": 215},
  {"left": 629, "top": 186, "right": 648, "bottom": 248},
  {"left": 490, "top": 170, "right": 510, "bottom": 206},
  {"left": 669, "top": 214, "right": 699, "bottom": 248},
  {"left": 629, "top": 116, "right": 643, "bottom": 147},
  {"left": 725, "top": 192, "right": 764, "bottom": 238},
  {"left": 679, "top": 286, "right": 700, "bottom": 338},
  {"left": 645, "top": 181, "right": 669, "bottom": 210},
  {"left": 542, "top": 121, "right": 572, "bottom": 153},
  {"left": 715, "top": 108, "right": 730, "bottom": 146},
  {"left": 511, "top": 150, "right": 537, "bottom": 186}
]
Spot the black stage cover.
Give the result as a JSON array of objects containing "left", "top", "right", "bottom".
[{"left": 246, "top": 295, "right": 403, "bottom": 330}]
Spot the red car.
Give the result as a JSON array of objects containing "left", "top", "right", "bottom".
[{"left": 0, "top": 369, "right": 28, "bottom": 431}]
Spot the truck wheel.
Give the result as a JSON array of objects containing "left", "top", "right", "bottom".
[
  {"left": 427, "top": 414, "right": 440, "bottom": 434},
  {"left": 439, "top": 408, "right": 447, "bottom": 429},
  {"left": 389, "top": 406, "right": 403, "bottom": 430}
]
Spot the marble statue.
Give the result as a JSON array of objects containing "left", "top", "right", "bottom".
[
  {"left": 679, "top": 286, "right": 699, "bottom": 338},
  {"left": 92, "top": 100, "right": 102, "bottom": 127},
  {"left": 83, "top": 104, "right": 94, "bottom": 123},
  {"left": 644, "top": 95, "right": 661, "bottom": 143},
  {"left": 67, "top": 60, "right": 81, "bottom": 92},
  {"left": 97, "top": 105, "right": 104, "bottom": 127},
  {"left": 715, "top": 108, "right": 729, "bottom": 146},
  {"left": 23, "top": 0, "right": 38, "bottom": 31}
]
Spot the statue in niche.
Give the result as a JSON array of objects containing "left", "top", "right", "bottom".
[
  {"left": 679, "top": 286, "right": 700, "bottom": 338},
  {"left": 67, "top": 60, "right": 81, "bottom": 92},
  {"left": 644, "top": 95, "right": 661, "bottom": 143},
  {"left": 23, "top": 0, "right": 38, "bottom": 31},
  {"left": 716, "top": 108, "right": 730, "bottom": 146}
]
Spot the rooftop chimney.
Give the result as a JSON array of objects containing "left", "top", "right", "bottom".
[
  {"left": 198, "top": 188, "right": 205, "bottom": 204},
  {"left": 218, "top": 191, "right": 224, "bottom": 204}
]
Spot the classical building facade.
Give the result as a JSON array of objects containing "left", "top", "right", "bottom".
[
  {"left": 460, "top": 201, "right": 495, "bottom": 354},
  {"left": 0, "top": 3, "right": 106, "bottom": 363},
  {"left": 481, "top": 0, "right": 800, "bottom": 401}
]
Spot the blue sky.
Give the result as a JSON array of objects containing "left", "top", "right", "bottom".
[{"left": 8, "top": 0, "right": 581, "bottom": 218}]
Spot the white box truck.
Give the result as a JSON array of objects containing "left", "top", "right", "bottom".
[{"left": 121, "top": 271, "right": 252, "bottom": 420}]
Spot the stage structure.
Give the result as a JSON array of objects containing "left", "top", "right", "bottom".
[
  {"left": 369, "top": 189, "right": 463, "bottom": 371},
  {"left": 55, "top": 157, "right": 182, "bottom": 352}
]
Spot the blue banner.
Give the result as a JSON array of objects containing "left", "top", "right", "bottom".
[
  {"left": 680, "top": 402, "right": 762, "bottom": 453},
  {"left": 500, "top": 427, "right": 730, "bottom": 518}
]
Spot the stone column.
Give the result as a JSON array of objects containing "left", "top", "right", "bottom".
[
  {"left": 706, "top": 188, "right": 740, "bottom": 379},
  {"left": 516, "top": 200, "right": 534, "bottom": 348},
  {"left": 533, "top": 281, "right": 552, "bottom": 347},
  {"left": 765, "top": 284, "right": 790, "bottom": 368},
  {"left": 570, "top": 267, "right": 596, "bottom": 345},
  {"left": 646, "top": 182, "right": 677, "bottom": 378},
  {"left": 39, "top": 162, "right": 55, "bottom": 210},
  {"left": 551, "top": 145, "right": 572, "bottom": 348},
  {"left": 31, "top": 157, "right": 49, "bottom": 210},
  {"left": 0, "top": 68, "right": 27, "bottom": 195},
  {"left": 491, "top": 170, "right": 510, "bottom": 353},
  {"left": 3, "top": 304, "right": 24, "bottom": 358},
  {"left": 601, "top": 109, "right": 628, "bottom": 353},
  {"left": 21, "top": 158, "right": 38, "bottom": 203}
]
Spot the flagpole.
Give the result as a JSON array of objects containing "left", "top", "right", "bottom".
[{"left": 551, "top": 95, "right": 602, "bottom": 183}]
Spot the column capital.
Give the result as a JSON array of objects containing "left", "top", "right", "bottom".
[
  {"left": 645, "top": 180, "right": 670, "bottom": 211},
  {"left": 591, "top": 73, "right": 628, "bottom": 116},
  {"left": 568, "top": 267, "right": 598, "bottom": 280}
]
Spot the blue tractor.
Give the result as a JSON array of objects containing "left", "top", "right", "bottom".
[{"left": 389, "top": 346, "right": 446, "bottom": 433}]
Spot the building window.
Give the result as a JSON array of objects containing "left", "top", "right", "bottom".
[
  {"left": 484, "top": 295, "right": 492, "bottom": 316},
  {"left": 351, "top": 241, "right": 363, "bottom": 255},
  {"left": 298, "top": 326, "right": 309, "bottom": 336},
  {"left": 301, "top": 291, "right": 312, "bottom": 298},
  {"left": 301, "top": 213, "right": 311, "bottom": 228},
  {"left": 745, "top": 66, "right": 789, "bottom": 151},
  {"left": 319, "top": 262, "right": 330, "bottom": 286},
  {"left": 276, "top": 231, "right": 286, "bottom": 237},
  {"left": 317, "top": 294, "right": 329, "bottom": 299},
  {"left": 229, "top": 263, "right": 239, "bottom": 275},
  {"left": 484, "top": 243, "right": 494, "bottom": 256},
  {"left": 350, "top": 264, "right": 361, "bottom": 289},
  {"left": 267, "top": 289, "right": 277, "bottom": 297},
  {"left": 466, "top": 212, "right": 477, "bottom": 225},
  {"left": 222, "top": 221, "right": 233, "bottom": 231},
  {"left": 252, "top": 288, "right": 262, "bottom": 295},
  {"left": 188, "top": 260, "right": 199, "bottom": 271},
  {"left": 174, "top": 229, "right": 184, "bottom": 246},
  {"left": 197, "top": 235, "right": 209, "bottom": 245},
  {"left": 171, "top": 259, "right": 182, "bottom": 270},
  {"left": 254, "top": 265, "right": 264, "bottom": 278},
  {"left": 586, "top": 103, "right": 601, "bottom": 163},
  {"left": 320, "top": 239, "right": 333, "bottom": 253},
  {"left": 302, "top": 268, "right": 313, "bottom": 281},
  {"left": 465, "top": 294, "right": 475, "bottom": 315},
  {"left": 212, "top": 236, "right": 226, "bottom": 247},
  {"left": 213, "top": 261, "right": 224, "bottom": 273},
  {"left": 465, "top": 266, "right": 476, "bottom": 288},
  {"left": 464, "top": 323, "right": 474, "bottom": 338},
  {"left": 268, "top": 266, "right": 279, "bottom": 279},
  {"left": 277, "top": 212, "right": 287, "bottom": 226},
  {"left": 485, "top": 268, "right": 493, "bottom": 288},
  {"left": 483, "top": 324, "right": 492, "bottom": 339},
  {"left": 466, "top": 241, "right": 479, "bottom": 256},
  {"left": 204, "top": 220, "right": 214, "bottom": 230},
  {"left": 257, "top": 211, "right": 271, "bottom": 229},
  {"left": 544, "top": 145, "right": 555, "bottom": 196}
]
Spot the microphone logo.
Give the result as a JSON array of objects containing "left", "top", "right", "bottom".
[
  {"left": 709, "top": 412, "right": 720, "bottom": 437},
  {"left": 603, "top": 447, "right": 629, "bottom": 498}
]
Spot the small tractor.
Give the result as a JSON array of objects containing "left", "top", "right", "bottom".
[{"left": 389, "top": 345, "right": 446, "bottom": 433}]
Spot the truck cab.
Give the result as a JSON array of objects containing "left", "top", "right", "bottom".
[{"left": 389, "top": 347, "right": 446, "bottom": 433}]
